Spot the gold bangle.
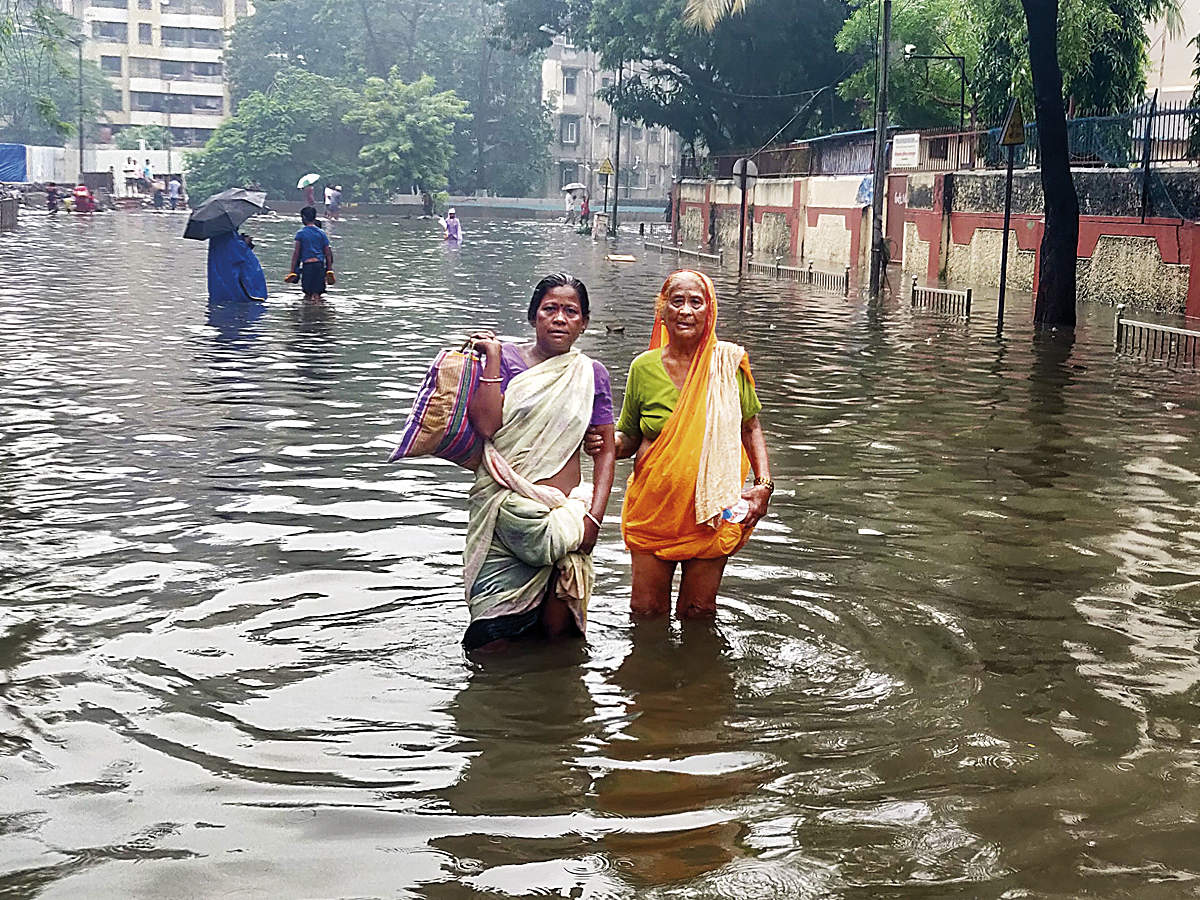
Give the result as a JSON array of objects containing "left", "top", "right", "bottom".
[{"left": 753, "top": 477, "right": 774, "bottom": 494}]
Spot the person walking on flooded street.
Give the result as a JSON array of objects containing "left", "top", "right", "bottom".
[
  {"left": 286, "top": 206, "right": 334, "bottom": 301},
  {"left": 462, "top": 274, "right": 617, "bottom": 652},
  {"left": 587, "top": 269, "right": 773, "bottom": 618}
]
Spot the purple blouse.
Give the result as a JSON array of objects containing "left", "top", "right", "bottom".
[{"left": 499, "top": 343, "right": 614, "bottom": 427}]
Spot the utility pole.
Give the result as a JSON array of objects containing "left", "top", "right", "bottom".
[
  {"left": 165, "top": 78, "right": 173, "bottom": 177},
  {"left": 76, "top": 37, "right": 84, "bottom": 180},
  {"left": 868, "top": 0, "right": 892, "bottom": 296},
  {"left": 610, "top": 64, "right": 622, "bottom": 235}
]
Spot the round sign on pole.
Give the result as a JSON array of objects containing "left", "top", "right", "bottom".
[{"left": 732, "top": 157, "right": 758, "bottom": 186}]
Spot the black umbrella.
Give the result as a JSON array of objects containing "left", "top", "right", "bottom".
[{"left": 183, "top": 188, "right": 268, "bottom": 240}]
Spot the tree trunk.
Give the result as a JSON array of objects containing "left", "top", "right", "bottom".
[{"left": 1021, "top": 0, "right": 1078, "bottom": 329}]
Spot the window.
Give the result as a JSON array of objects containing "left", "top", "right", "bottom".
[
  {"left": 649, "top": 173, "right": 658, "bottom": 186},
  {"left": 631, "top": 125, "right": 643, "bottom": 141},
  {"left": 560, "top": 164, "right": 579, "bottom": 188},
  {"left": 192, "top": 95, "right": 224, "bottom": 114},
  {"left": 560, "top": 115, "right": 579, "bottom": 145},
  {"left": 649, "top": 128, "right": 660, "bottom": 143},
  {"left": 161, "top": 59, "right": 186, "bottom": 77},
  {"left": 100, "top": 55, "right": 122, "bottom": 75},
  {"left": 563, "top": 69, "right": 577, "bottom": 96},
  {"left": 138, "top": 0, "right": 151, "bottom": 7},
  {"left": 162, "top": 26, "right": 186, "bottom": 45},
  {"left": 138, "top": 22, "right": 152, "bottom": 43},
  {"left": 92, "top": 21, "right": 128, "bottom": 42},
  {"left": 91, "top": 0, "right": 128, "bottom": 8},
  {"left": 192, "top": 61, "right": 222, "bottom": 79},
  {"left": 131, "top": 91, "right": 163, "bottom": 111},
  {"left": 190, "top": 27, "right": 222, "bottom": 45},
  {"left": 103, "top": 88, "right": 124, "bottom": 112},
  {"left": 130, "top": 57, "right": 155, "bottom": 76},
  {"left": 601, "top": 76, "right": 612, "bottom": 89}
]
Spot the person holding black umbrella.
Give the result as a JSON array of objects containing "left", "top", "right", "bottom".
[{"left": 184, "top": 188, "right": 270, "bottom": 304}]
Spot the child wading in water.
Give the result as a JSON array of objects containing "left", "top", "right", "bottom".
[{"left": 286, "top": 206, "right": 334, "bottom": 300}]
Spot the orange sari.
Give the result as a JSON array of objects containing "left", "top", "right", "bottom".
[{"left": 621, "top": 270, "right": 755, "bottom": 561}]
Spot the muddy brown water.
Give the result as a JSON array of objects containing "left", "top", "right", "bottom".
[{"left": 3, "top": 211, "right": 1200, "bottom": 898}]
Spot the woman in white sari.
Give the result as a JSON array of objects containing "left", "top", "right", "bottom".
[{"left": 464, "top": 274, "right": 617, "bottom": 651}]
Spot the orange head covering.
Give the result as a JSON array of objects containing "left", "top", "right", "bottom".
[{"left": 622, "top": 270, "right": 754, "bottom": 560}]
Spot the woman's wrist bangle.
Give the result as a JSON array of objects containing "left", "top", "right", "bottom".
[
  {"left": 478, "top": 376, "right": 503, "bottom": 383},
  {"left": 584, "top": 511, "right": 603, "bottom": 529},
  {"left": 753, "top": 477, "right": 775, "bottom": 494}
]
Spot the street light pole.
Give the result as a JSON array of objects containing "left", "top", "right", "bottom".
[
  {"left": 165, "top": 78, "right": 173, "bottom": 177},
  {"left": 902, "top": 46, "right": 967, "bottom": 133},
  {"left": 75, "top": 37, "right": 84, "bottom": 180}
]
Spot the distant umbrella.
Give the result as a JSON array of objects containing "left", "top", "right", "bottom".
[
  {"left": 296, "top": 173, "right": 320, "bottom": 189},
  {"left": 561, "top": 182, "right": 587, "bottom": 192},
  {"left": 183, "top": 188, "right": 268, "bottom": 240}
]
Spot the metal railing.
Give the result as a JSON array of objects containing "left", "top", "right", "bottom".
[
  {"left": 681, "top": 102, "right": 1200, "bottom": 182},
  {"left": 1113, "top": 304, "right": 1200, "bottom": 366},
  {"left": 747, "top": 258, "right": 850, "bottom": 295},
  {"left": 643, "top": 240, "right": 723, "bottom": 264},
  {"left": 911, "top": 277, "right": 972, "bottom": 318}
]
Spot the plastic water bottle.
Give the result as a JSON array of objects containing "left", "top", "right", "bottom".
[{"left": 721, "top": 499, "right": 749, "bottom": 523}]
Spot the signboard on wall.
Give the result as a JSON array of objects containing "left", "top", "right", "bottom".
[{"left": 891, "top": 133, "right": 921, "bottom": 168}]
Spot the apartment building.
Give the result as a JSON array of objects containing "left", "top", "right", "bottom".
[
  {"left": 1147, "top": 0, "right": 1200, "bottom": 104},
  {"left": 62, "top": 0, "right": 244, "bottom": 148},
  {"left": 541, "top": 38, "right": 680, "bottom": 203}
]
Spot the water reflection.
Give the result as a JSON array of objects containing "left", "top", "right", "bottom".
[{"left": 4, "top": 213, "right": 1200, "bottom": 896}]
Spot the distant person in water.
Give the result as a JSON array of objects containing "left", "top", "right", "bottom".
[
  {"left": 286, "top": 205, "right": 334, "bottom": 301},
  {"left": 444, "top": 207, "right": 462, "bottom": 241}
]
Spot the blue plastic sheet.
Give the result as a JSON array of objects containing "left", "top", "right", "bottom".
[
  {"left": 0, "top": 144, "right": 28, "bottom": 182},
  {"left": 206, "top": 232, "right": 268, "bottom": 304}
]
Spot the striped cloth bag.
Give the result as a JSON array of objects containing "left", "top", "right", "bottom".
[{"left": 389, "top": 342, "right": 483, "bottom": 469}]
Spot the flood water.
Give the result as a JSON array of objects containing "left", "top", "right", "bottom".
[{"left": 3, "top": 211, "right": 1200, "bottom": 898}]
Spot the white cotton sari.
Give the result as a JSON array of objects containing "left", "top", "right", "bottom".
[{"left": 462, "top": 349, "right": 596, "bottom": 644}]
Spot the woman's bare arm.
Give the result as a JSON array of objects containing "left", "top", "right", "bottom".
[
  {"left": 467, "top": 333, "right": 503, "bottom": 440},
  {"left": 740, "top": 415, "right": 773, "bottom": 528},
  {"left": 580, "top": 423, "right": 616, "bottom": 554}
]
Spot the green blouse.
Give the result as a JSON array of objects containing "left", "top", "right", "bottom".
[{"left": 616, "top": 348, "right": 762, "bottom": 444}]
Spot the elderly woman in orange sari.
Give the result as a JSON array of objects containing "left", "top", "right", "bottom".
[{"left": 589, "top": 269, "right": 773, "bottom": 617}]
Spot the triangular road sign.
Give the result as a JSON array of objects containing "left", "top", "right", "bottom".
[
  {"left": 1000, "top": 98, "right": 1025, "bottom": 146},
  {"left": 597, "top": 157, "right": 615, "bottom": 176}
]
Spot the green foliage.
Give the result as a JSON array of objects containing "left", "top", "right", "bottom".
[
  {"left": 223, "top": 0, "right": 552, "bottom": 195},
  {"left": 186, "top": 69, "right": 360, "bottom": 202},
  {"left": 0, "top": 1, "right": 109, "bottom": 145},
  {"left": 836, "top": 0, "right": 1179, "bottom": 129},
  {"left": 498, "top": 0, "right": 855, "bottom": 152},
  {"left": 344, "top": 72, "right": 471, "bottom": 195},
  {"left": 117, "top": 125, "right": 169, "bottom": 150}
]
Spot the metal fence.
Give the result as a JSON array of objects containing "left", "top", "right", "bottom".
[
  {"left": 1113, "top": 304, "right": 1200, "bottom": 366},
  {"left": 911, "top": 277, "right": 971, "bottom": 318},
  {"left": 747, "top": 258, "right": 850, "bottom": 295},
  {"left": 643, "top": 240, "right": 723, "bottom": 264}
]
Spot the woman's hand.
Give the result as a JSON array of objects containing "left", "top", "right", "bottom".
[
  {"left": 740, "top": 484, "right": 772, "bottom": 529},
  {"left": 587, "top": 428, "right": 636, "bottom": 459},
  {"left": 583, "top": 426, "right": 605, "bottom": 458},
  {"left": 469, "top": 330, "right": 501, "bottom": 359},
  {"left": 579, "top": 515, "right": 600, "bottom": 554}
]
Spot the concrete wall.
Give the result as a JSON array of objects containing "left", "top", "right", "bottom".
[
  {"left": 900, "top": 169, "right": 1200, "bottom": 316},
  {"left": 670, "top": 173, "right": 867, "bottom": 271}
]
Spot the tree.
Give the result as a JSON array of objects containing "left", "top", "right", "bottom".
[
  {"left": 498, "top": 0, "right": 854, "bottom": 152},
  {"left": 186, "top": 69, "right": 360, "bottom": 202},
  {"left": 836, "top": 0, "right": 1180, "bottom": 129},
  {"left": 224, "top": 0, "right": 551, "bottom": 195},
  {"left": 0, "top": 1, "right": 110, "bottom": 145},
  {"left": 344, "top": 72, "right": 471, "bottom": 196},
  {"left": 1021, "top": 0, "right": 1077, "bottom": 328},
  {"left": 117, "top": 125, "right": 168, "bottom": 150}
]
